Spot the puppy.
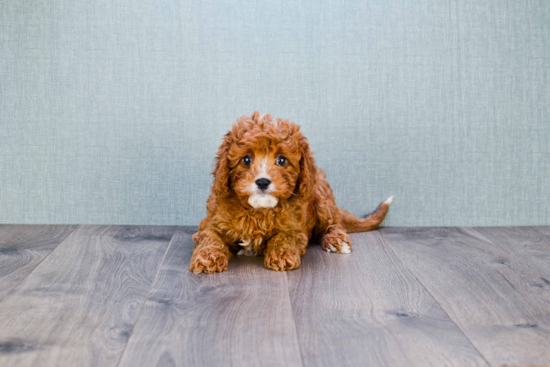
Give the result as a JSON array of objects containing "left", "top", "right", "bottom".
[{"left": 190, "top": 112, "right": 392, "bottom": 273}]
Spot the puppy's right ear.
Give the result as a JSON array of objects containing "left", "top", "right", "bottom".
[
  {"left": 212, "top": 131, "right": 233, "bottom": 198},
  {"left": 297, "top": 134, "right": 317, "bottom": 204}
]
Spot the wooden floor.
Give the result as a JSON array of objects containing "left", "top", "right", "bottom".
[{"left": 0, "top": 225, "right": 549, "bottom": 367}]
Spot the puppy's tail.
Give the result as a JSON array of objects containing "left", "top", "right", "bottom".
[{"left": 340, "top": 196, "right": 393, "bottom": 233}]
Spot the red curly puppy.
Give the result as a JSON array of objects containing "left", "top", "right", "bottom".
[{"left": 190, "top": 112, "right": 393, "bottom": 273}]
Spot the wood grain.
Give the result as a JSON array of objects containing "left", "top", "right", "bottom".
[
  {"left": 3, "top": 225, "right": 550, "bottom": 366},
  {"left": 472, "top": 226, "right": 550, "bottom": 287},
  {"left": 381, "top": 227, "right": 550, "bottom": 367},
  {"left": 286, "top": 230, "right": 488, "bottom": 367},
  {"left": 0, "top": 225, "right": 77, "bottom": 301},
  {"left": 118, "top": 227, "right": 303, "bottom": 367},
  {"left": 0, "top": 225, "right": 176, "bottom": 367},
  {"left": 533, "top": 226, "right": 550, "bottom": 237}
]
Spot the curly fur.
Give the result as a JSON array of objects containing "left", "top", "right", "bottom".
[{"left": 190, "top": 112, "right": 392, "bottom": 273}]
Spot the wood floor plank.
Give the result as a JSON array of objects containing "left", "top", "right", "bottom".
[
  {"left": 118, "top": 227, "right": 303, "bottom": 367},
  {"left": 533, "top": 226, "right": 550, "bottom": 235},
  {"left": 286, "top": 231, "right": 488, "bottom": 367},
  {"left": 472, "top": 226, "right": 550, "bottom": 286},
  {"left": 0, "top": 225, "right": 177, "bottom": 367},
  {"left": 381, "top": 227, "right": 550, "bottom": 367},
  {"left": 0, "top": 225, "right": 77, "bottom": 301}
]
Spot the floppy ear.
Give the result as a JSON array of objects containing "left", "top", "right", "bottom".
[
  {"left": 212, "top": 131, "right": 233, "bottom": 198},
  {"left": 297, "top": 136, "right": 317, "bottom": 204}
]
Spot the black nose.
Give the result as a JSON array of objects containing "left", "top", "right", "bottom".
[{"left": 255, "top": 178, "right": 271, "bottom": 190}]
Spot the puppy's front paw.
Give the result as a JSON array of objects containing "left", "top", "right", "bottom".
[
  {"left": 321, "top": 231, "right": 352, "bottom": 254},
  {"left": 189, "top": 248, "right": 228, "bottom": 274},
  {"left": 264, "top": 247, "right": 301, "bottom": 271}
]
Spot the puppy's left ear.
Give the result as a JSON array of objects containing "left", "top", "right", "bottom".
[
  {"left": 212, "top": 131, "right": 233, "bottom": 198},
  {"left": 297, "top": 135, "right": 317, "bottom": 204}
]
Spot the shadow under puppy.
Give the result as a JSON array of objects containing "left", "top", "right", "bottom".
[{"left": 191, "top": 112, "right": 392, "bottom": 273}]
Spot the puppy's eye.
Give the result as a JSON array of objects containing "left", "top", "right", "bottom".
[
  {"left": 242, "top": 155, "right": 252, "bottom": 166},
  {"left": 276, "top": 156, "right": 287, "bottom": 166}
]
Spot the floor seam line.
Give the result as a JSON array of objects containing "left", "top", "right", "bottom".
[
  {"left": 0, "top": 224, "right": 80, "bottom": 303},
  {"left": 378, "top": 228, "right": 493, "bottom": 367},
  {"left": 286, "top": 271, "right": 307, "bottom": 367},
  {"left": 469, "top": 226, "right": 548, "bottom": 274},
  {"left": 115, "top": 226, "right": 179, "bottom": 367}
]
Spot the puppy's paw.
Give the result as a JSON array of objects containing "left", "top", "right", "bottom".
[
  {"left": 321, "top": 231, "right": 352, "bottom": 254},
  {"left": 264, "top": 247, "right": 301, "bottom": 271},
  {"left": 189, "top": 248, "right": 228, "bottom": 274},
  {"left": 237, "top": 238, "right": 258, "bottom": 256}
]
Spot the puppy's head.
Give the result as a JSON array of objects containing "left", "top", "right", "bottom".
[{"left": 212, "top": 112, "right": 316, "bottom": 209}]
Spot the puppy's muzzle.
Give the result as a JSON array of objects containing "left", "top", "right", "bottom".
[{"left": 255, "top": 178, "right": 271, "bottom": 191}]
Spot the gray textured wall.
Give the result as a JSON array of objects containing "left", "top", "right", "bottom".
[{"left": 1, "top": 0, "right": 549, "bottom": 226}]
